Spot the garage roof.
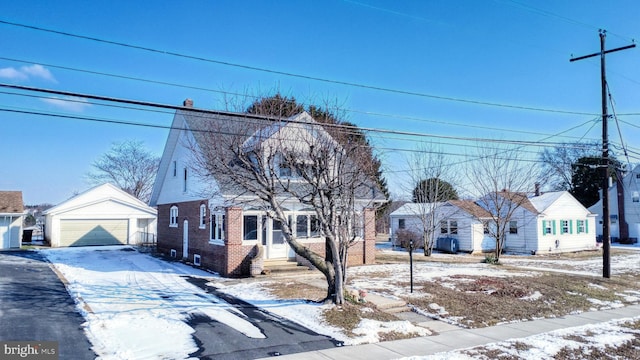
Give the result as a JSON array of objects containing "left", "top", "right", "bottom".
[{"left": 0, "top": 191, "right": 24, "bottom": 214}]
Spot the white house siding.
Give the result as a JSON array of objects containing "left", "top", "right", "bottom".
[
  {"left": 154, "top": 116, "right": 214, "bottom": 207},
  {"left": 531, "top": 192, "right": 596, "bottom": 254},
  {"left": 1, "top": 215, "right": 22, "bottom": 249},
  {"left": 390, "top": 203, "right": 490, "bottom": 253},
  {"left": 45, "top": 184, "right": 157, "bottom": 247}
]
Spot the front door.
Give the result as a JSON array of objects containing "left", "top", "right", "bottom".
[
  {"left": 182, "top": 219, "right": 189, "bottom": 259},
  {"left": 261, "top": 216, "right": 289, "bottom": 259}
]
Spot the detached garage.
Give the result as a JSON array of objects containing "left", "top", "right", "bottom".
[
  {"left": 44, "top": 183, "right": 157, "bottom": 247},
  {"left": 1, "top": 191, "right": 24, "bottom": 250}
]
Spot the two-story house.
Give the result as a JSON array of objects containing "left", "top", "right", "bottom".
[
  {"left": 589, "top": 164, "right": 640, "bottom": 244},
  {"left": 149, "top": 100, "right": 383, "bottom": 276}
]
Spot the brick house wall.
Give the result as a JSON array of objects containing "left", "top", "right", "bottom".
[
  {"left": 157, "top": 200, "right": 210, "bottom": 263},
  {"left": 157, "top": 204, "right": 376, "bottom": 277}
]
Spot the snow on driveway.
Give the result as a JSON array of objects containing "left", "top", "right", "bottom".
[{"left": 43, "top": 246, "right": 263, "bottom": 360}]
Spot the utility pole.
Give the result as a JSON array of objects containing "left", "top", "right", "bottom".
[{"left": 570, "top": 30, "right": 635, "bottom": 278}]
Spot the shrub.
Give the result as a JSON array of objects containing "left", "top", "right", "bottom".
[{"left": 395, "top": 229, "right": 423, "bottom": 249}]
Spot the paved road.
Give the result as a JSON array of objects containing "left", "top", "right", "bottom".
[
  {"left": 0, "top": 251, "right": 96, "bottom": 359},
  {"left": 187, "top": 277, "right": 340, "bottom": 360}
]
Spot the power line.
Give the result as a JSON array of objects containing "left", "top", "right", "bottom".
[
  {"left": 1, "top": 83, "right": 600, "bottom": 149},
  {"left": 0, "top": 56, "right": 606, "bottom": 141},
  {"left": 500, "top": 0, "right": 636, "bottom": 42},
  {"left": 0, "top": 19, "right": 602, "bottom": 116}
]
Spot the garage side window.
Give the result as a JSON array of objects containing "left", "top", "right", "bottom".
[{"left": 170, "top": 206, "right": 178, "bottom": 227}]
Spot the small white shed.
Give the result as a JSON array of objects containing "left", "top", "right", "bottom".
[
  {"left": 0, "top": 191, "right": 25, "bottom": 250},
  {"left": 44, "top": 183, "right": 157, "bottom": 247}
]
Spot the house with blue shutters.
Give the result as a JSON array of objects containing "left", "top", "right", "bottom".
[
  {"left": 390, "top": 190, "right": 597, "bottom": 254},
  {"left": 522, "top": 191, "right": 597, "bottom": 254}
]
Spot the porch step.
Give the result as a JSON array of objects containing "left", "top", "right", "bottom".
[{"left": 262, "top": 259, "right": 312, "bottom": 276}]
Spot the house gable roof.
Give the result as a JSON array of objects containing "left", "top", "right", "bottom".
[
  {"left": 0, "top": 191, "right": 24, "bottom": 214},
  {"left": 448, "top": 200, "right": 493, "bottom": 218},
  {"left": 490, "top": 191, "right": 539, "bottom": 214},
  {"left": 44, "top": 183, "right": 156, "bottom": 216},
  {"left": 151, "top": 104, "right": 386, "bottom": 204},
  {"left": 529, "top": 191, "right": 591, "bottom": 214},
  {"left": 390, "top": 202, "right": 446, "bottom": 217},
  {"left": 528, "top": 191, "right": 565, "bottom": 212}
]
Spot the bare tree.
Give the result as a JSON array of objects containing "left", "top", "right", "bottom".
[
  {"left": 538, "top": 141, "right": 599, "bottom": 191},
  {"left": 404, "top": 144, "right": 458, "bottom": 256},
  {"left": 466, "top": 144, "right": 537, "bottom": 261},
  {"left": 188, "top": 110, "right": 381, "bottom": 304},
  {"left": 87, "top": 140, "right": 159, "bottom": 203}
]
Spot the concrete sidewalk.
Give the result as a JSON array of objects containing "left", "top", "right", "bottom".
[{"left": 263, "top": 304, "right": 640, "bottom": 359}]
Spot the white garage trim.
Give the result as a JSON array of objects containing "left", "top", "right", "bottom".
[{"left": 60, "top": 219, "right": 129, "bottom": 247}]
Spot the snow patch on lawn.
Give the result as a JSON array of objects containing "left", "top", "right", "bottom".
[
  {"left": 520, "top": 291, "right": 543, "bottom": 301},
  {"left": 405, "top": 316, "right": 640, "bottom": 360}
]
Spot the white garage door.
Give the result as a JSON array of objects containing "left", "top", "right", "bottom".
[{"left": 60, "top": 219, "right": 128, "bottom": 247}]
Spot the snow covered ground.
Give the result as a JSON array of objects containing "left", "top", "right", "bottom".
[
  {"left": 43, "top": 246, "right": 265, "bottom": 359},
  {"left": 405, "top": 316, "right": 640, "bottom": 360},
  {"left": 41, "top": 244, "right": 640, "bottom": 359}
]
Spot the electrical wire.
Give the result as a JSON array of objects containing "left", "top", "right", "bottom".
[{"left": 0, "top": 19, "right": 605, "bottom": 116}]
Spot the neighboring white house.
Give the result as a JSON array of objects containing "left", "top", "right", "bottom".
[
  {"left": 390, "top": 200, "right": 494, "bottom": 253},
  {"left": 0, "top": 191, "right": 24, "bottom": 250},
  {"left": 390, "top": 191, "right": 597, "bottom": 254},
  {"left": 44, "top": 183, "right": 157, "bottom": 247},
  {"left": 527, "top": 191, "right": 598, "bottom": 253},
  {"left": 589, "top": 164, "right": 640, "bottom": 243}
]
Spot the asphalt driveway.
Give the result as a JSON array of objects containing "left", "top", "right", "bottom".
[{"left": 0, "top": 250, "right": 96, "bottom": 359}]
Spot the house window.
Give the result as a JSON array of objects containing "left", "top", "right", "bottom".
[
  {"left": 636, "top": 173, "right": 640, "bottom": 179},
  {"left": 440, "top": 220, "right": 448, "bottom": 234},
  {"left": 279, "top": 164, "right": 292, "bottom": 177},
  {"left": 193, "top": 254, "right": 201, "bottom": 266},
  {"left": 561, "top": 220, "right": 569, "bottom": 234},
  {"left": 296, "top": 215, "right": 309, "bottom": 238},
  {"left": 243, "top": 215, "right": 258, "bottom": 240},
  {"left": 210, "top": 213, "right": 225, "bottom": 242},
  {"left": 544, "top": 221, "right": 552, "bottom": 234},
  {"left": 398, "top": 219, "right": 406, "bottom": 229},
  {"left": 310, "top": 215, "right": 321, "bottom": 237},
  {"left": 173, "top": 161, "right": 177, "bottom": 177},
  {"left": 577, "top": 220, "right": 585, "bottom": 234},
  {"left": 183, "top": 168, "right": 188, "bottom": 192},
  {"left": 633, "top": 191, "right": 639, "bottom": 203},
  {"left": 199, "top": 204, "right": 207, "bottom": 229},
  {"left": 450, "top": 221, "right": 458, "bottom": 235},
  {"left": 483, "top": 221, "right": 490, "bottom": 234},
  {"left": 169, "top": 206, "right": 178, "bottom": 227},
  {"left": 509, "top": 220, "right": 518, "bottom": 234}
]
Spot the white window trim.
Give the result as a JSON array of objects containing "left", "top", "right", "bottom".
[
  {"left": 169, "top": 205, "right": 178, "bottom": 228},
  {"left": 209, "top": 212, "right": 225, "bottom": 245},
  {"left": 199, "top": 204, "right": 207, "bottom": 229},
  {"left": 193, "top": 254, "right": 201, "bottom": 266}
]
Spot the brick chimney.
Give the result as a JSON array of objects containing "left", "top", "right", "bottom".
[{"left": 183, "top": 98, "right": 194, "bottom": 108}]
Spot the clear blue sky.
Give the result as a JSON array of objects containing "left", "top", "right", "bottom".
[{"left": 1, "top": 0, "right": 639, "bottom": 204}]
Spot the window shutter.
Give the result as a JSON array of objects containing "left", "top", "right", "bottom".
[
  {"left": 552, "top": 220, "right": 556, "bottom": 235},
  {"left": 542, "top": 220, "right": 546, "bottom": 236},
  {"left": 569, "top": 220, "right": 573, "bottom": 234},
  {"left": 585, "top": 219, "right": 589, "bottom": 233}
]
